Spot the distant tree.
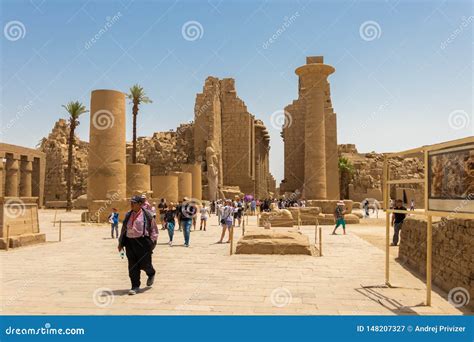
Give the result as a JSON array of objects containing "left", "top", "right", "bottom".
[
  {"left": 62, "top": 101, "right": 88, "bottom": 212},
  {"left": 128, "top": 84, "right": 152, "bottom": 163},
  {"left": 339, "top": 156, "right": 354, "bottom": 200}
]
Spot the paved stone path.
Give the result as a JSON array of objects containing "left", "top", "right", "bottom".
[{"left": 0, "top": 210, "right": 466, "bottom": 315}]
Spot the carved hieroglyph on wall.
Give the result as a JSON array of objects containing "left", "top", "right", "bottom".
[{"left": 428, "top": 143, "right": 474, "bottom": 212}]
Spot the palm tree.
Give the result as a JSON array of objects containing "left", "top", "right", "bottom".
[
  {"left": 62, "top": 101, "right": 88, "bottom": 212},
  {"left": 127, "top": 84, "right": 152, "bottom": 163},
  {"left": 338, "top": 156, "right": 354, "bottom": 200}
]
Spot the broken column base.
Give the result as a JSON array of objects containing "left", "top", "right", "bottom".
[
  {"left": 236, "top": 230, "right": 316, "bottom": 255},
  {"left": 0, "top": 233, "right": 46, "bottom": 249}
]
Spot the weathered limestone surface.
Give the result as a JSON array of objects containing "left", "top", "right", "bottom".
[
  {"left": 126, "top": 163, "right": 151, "bottom": 197},
  {"left": 194, "top": 77, "right": 274, "bottom": 199},
  {"left": 88, "top": 90, "right": 127, "bottom": 202},
  {"left": 259, "top": 210, "right": 294, "bottom": 227},
  {"left": 151, "top": 175, "right": 179, "bottom": 202},
  {"left": 339, "top": 144, "right": 424, "bottom": 205},
  {"left": 182, "top": 163, "right": 202, "bottom": 200},
  {"left": 236, "top": 230, "right": 314, "bottom": 255},
  {"left": 281, "top": 56, "right": 340, "bottom": 200},
  {"left": 398, "top": 217, "right": 474, "bottom": 309},
  {"left": 39, "top": 119, "right": 88, "bottom": 202}
]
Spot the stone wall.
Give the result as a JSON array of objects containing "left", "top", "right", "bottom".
[
  {"left": 126, "top": 123, "right": 194, "bottom": 176},
  {"left": 398, "top": 217, "right": 473, "bottom": 309},
  {"left": 38, "top": 119, "right": 88, "bottom": 202},
  {"left": 194, "top": 76, "right": 274, "bottom": 199},
  {"left": 340, "top": 145, "right": 424, "bottom": 206}
]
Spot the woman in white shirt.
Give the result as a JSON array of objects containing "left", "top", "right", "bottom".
[
  {"left": 200, "top": 204, "right": 209, "bottom": 231},
  {"left": 218, "top": 200, "right": 234, "bottom": 243}
]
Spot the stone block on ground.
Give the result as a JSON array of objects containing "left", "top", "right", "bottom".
[
  {"left": 288, "top": 207, "right": 321, "bottom": 225},
  {"left": 306, "top": 200, "right": 353, "bottom": 214},
  {"left": 236, "top": 230, "right": 315, "bottom": 255},
  {"left": 259, "top": 209, "right": 294, "bottom": 227}
]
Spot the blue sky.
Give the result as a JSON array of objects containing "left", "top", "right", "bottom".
[{"left": 1, "top": 0, "right": 472, "bottom": 183}]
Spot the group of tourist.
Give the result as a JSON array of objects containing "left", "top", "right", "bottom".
[{"left": 114, "top": 193, "right": 409, "bottom": 295}]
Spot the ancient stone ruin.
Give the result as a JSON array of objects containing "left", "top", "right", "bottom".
[
  {"left": 194, "top": 77, "right": 275, "bottom": 200},
  {"left": 280, "top": 56, "right": 339, "bottom": 200},
  {"left": 0, "top": 143, "right": 46, "bottom": 248}
]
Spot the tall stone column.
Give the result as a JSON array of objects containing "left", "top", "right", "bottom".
[
  {"left": 20, "top": 156, "right": 33, "bottom": 197},
  {"left": 5, "top": 154, "right": 19, "bottom": 197},
  {"left": 0, "top": 152, "right": 4, "bottom": 198},
  {"left": 88, "top": 90, "right": 126, "bottom": 202},
  {"left": 296, "top": 57, "right": 335, "bottom": 199}
]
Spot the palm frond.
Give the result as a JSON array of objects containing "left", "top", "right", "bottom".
[{"left": 62, "top": 101, "right": 88, "bottom": 119}]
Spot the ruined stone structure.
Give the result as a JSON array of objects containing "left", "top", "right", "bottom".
[
  {"left": 339, "top": 144, "right": 424, "bottom": 206},
  {"left": 151, "top": 175, "right": 179, "bottom": 203},
  {"left": 194, "top": 77, "right": 274, "bottom": 200},
  {"left": 280, "top": 56, "right": 340, "bottom": 200},
  {"left": 39, "top": 119, "right": 88, "bottom": 203},
  {"left": 126, "top": 163, "right": 151, "bottom": 197},
  {"left": 0, "top": 143, "right": 46, "bottom": 248},
  {"left": 88, "top": 89, "right": 127, "bottom": 202}
]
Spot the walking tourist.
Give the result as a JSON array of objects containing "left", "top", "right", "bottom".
[
  {"left": 218, "top": 199, "right": 234, "bottom": 243},
  {"left": 178, "top": 197, "right": 196, "bottom": 247},
  {"left": 200, "top": 204, "right": 209, "bottom": 231},
  {"left": 331, "top": 201, "right": 347, "bottom": 235},
  {"left": 410, "top": 199, "right": 415, "bottom": 211},
  {"left": 117, "top": 195, "right": 158, "bottom": 295},
  {"left": 158, "top": 198, "right": 168, "bottom": 230},
  {"left": 391, "top": 199, "right": 407, "bottom": 246},
  {"left": 250, "top": 199, "right": 256, "bottom": 215},
  {"left": 108, "top": 208, "right": 119, "bottom": 239},
  {"left": 164, "top": 203, "right": 177, "bottom": 246},
  {"left": 234, "top": 198, "right": 243, "bottom": 227}
]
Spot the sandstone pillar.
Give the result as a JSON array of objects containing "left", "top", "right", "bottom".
[
  {"left": 181, "top": 163, "right": 202, "bottom": 200},
  {"left": 169, "top": 171, "right": 192, "bottom": 200},
  {"left": 20, "top": 156, "right": 33, "bottom": 197},
  {"left": 0, "top": 152, "right": 4, "bottom": 198},
  {"left": 151, "top": 175, "right": 179, "bottom": 203},
  {"left": 296, "top": 58, "right": 334, "bottom": 199},
  {"left": 126, "top": 163, "right": 151, "bottom": 197},
  {"left": 87, "top": 90, "right": 127, "bottom": 201},
  {"left": 5, "top": 154, "right": 19, "bottom": 197}
]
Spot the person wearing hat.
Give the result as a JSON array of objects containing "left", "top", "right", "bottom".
[
  {"left": 118, "top": 195, "right": 158, "bottom": 295},
  {"left": 332, "top": 201, "right": 347, "bottom": 235}
]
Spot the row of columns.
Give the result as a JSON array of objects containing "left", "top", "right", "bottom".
[{"left": 1, "top": 153, "right": 34, "bottom": 197}]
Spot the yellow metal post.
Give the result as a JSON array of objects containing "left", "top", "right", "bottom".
[
  {"left": 5, "top": 224, "right": 10, "bottom": 251},
  {"left": 229, "top": 227, "right": 234, "bottom": 255},
  {"left": 426, "top": 215, "right": 432, "bottom": 306},
  {"left": 59, "top": 219, "right": 62, "bottom": 242},
  {"left": 383, "top": 155, "right": 391, "bottom": 286},
  {"left": 319, "top": 227, "right": 322, "bottom": 256}
]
